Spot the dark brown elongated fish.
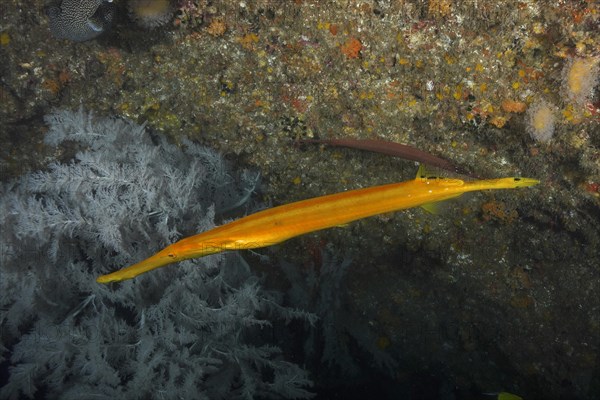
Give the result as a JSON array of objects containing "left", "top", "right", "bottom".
[{"left": 299, "top": 138, "right": 474, "bottom": 177}]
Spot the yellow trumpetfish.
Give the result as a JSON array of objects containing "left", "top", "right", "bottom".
[{"left": 96, "top": 167, "right": 538, "bottom": 283}]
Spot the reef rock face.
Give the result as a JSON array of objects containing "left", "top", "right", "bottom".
[{"left": 46, "top": 0, "right": 116, "bottom": 42}]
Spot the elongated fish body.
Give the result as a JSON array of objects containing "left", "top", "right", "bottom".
[{"left": 97, "top": 173, "right": 538, "bottom": 283}]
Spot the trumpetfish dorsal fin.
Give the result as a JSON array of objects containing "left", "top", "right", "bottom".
[{"left": 416, "top": 164, "right": 463, "bottom": 214}]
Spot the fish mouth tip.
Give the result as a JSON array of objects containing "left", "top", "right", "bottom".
[
  {"left": 513, "top": 177, "right": 540, "bottom": 186},
  {"left": 521, "top": 178, "right": 540, "bottom": 187}
]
